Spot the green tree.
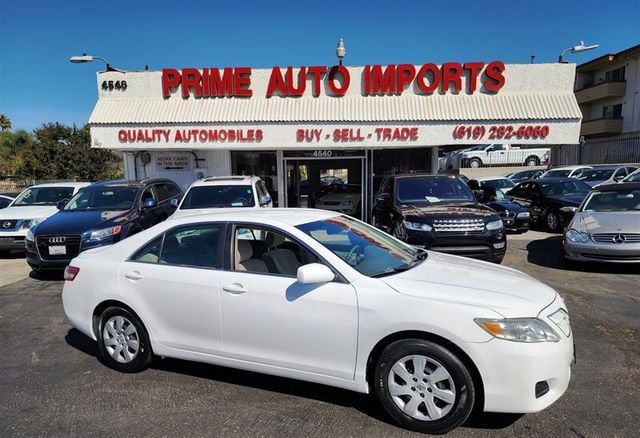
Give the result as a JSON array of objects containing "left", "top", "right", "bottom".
[
  {"left": 0, "top": 114, "right": 11, "bottom": 132},
  {"left": 0, "top": 129, "right": 34, "bottom": 176},
  {"left": 19, "top": 123, "right": 123, "bottom": 181}
]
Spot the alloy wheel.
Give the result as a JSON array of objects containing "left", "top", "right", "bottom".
[{"left": 102, "top": 315, "right": 140, "bottom": 363}]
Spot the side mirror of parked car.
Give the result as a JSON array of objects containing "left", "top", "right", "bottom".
[
  {"left": 56, "top": 200, "right": 66, "bottom": 210},
  {"left": 142, "top": 198, "right": 158, "bottom": 209},
  {"left": 614, "top": 174, "right": 625, "bottom": 182},
  {"left": 297, "top": 263, "right": 335, "bottom": 284},
  {"left": 170, "top": 198, "right": 179, "bottom": 208},
  {"left": 260, "top": 194, "right": 272, "bottom": 206}
]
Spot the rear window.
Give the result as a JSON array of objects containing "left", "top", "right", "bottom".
[{"left": 181, "top": 185, "right": 255, "bottom": 209}]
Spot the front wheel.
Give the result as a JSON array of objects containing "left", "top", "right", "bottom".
[
  {"left": 545, "top": 209, "right": 562, "bottom": 233},
  {"left": 469, "top": 158, "right": 482, "bottom": 168},
  {"left": 525, "top": 156, "right": 540, "bottom": 167},
  {"left": 374, "top": 339, "right": 476, "bottom": 434},
  {"left": 96, "top": 307, "right": 153, "bottom": 373}
]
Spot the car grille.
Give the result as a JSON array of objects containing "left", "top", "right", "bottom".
[
  {"left": 580, "top": 252, "right": 640, "bottom": 261},
  {"left": 36, "top": 235, "right": 82, "bottom": 260},
  {"left": 433, "top": 218, "right": 485, "bottom": 233},
  {"left": 592, "top": 233, "right": 640, "bottom": 244},
  {"left": 499, "top": 211, "right": 516, "bottom": 218}
]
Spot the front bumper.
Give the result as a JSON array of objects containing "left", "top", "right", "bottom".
[
  {"left": 468, "top": 302, "right": 573, "bottom": 413},
  {"left": 405, "top": 229, "right": 506, "bottom": 262},
  {"left": 501, "top": 216, "right": 529, "bottom": 234},
  {"left": 564, "top": 239, "right": 640, "bottom": 263}
]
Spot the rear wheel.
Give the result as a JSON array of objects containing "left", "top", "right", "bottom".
[
  {"left": 374, "top": 339, "right": 476, "bottom": 434},
  {"left": 469, "top": 158, "right": 482, "bottom": 168},
  {"left": 96, "top": 307, "right": 153, "bottom": 373},
  {"left": 525, "top": 156, "right": 540, "bottom": 167}
]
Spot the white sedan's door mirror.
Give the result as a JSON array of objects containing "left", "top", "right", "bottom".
[{"left": 297, "top": 263, "right": 335, "bottom": 284}]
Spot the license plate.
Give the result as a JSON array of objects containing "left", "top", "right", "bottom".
[{"left": 48, "top": 245, "right": 66, "bottom": 255}]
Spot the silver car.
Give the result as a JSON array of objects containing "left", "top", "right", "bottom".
[{"left": 563, "top": 182, "right": 640, "bottom": 263}]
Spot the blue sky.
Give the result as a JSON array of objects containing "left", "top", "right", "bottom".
[{"left": 1, "top": 0, "right": 638, "bottom": 131}]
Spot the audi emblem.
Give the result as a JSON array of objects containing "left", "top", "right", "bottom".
[
  {"left": 612, "top": 234, "right": 626, "bottom": 244},
  {"left": 2, "top": 221, "right": 11, "bottom": 229},
  {"left": 49, "top": 236, "right": 66, "bottom": 244}
]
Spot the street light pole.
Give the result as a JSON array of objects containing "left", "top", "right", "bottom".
[
  {"left": 69, "top": 54, "right": 122, "bottom": 72},
  {"left": 558, "top": 41, "right": 599, "bottom": 63}
]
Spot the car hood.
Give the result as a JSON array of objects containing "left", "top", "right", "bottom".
[
  {"left": 318, "top": 193, "right": 361, "bottom": 202},
  {"left": 585, "top": 180, "right": 607, "bottom": 188},
  {"left": 546, "top": 193, "right": 586, "bottom": 206},
  {"left": 573, "top": 211, "right": 640, "bottom": 234},
  {"left": 34, "top": 210, "right": 132, "bottom": 235},
  {"left": 0, "top": 205, "right": 57, "bottom": 220},
  {"left": 399, "top": 203, "right": 496, "bottom": 219},
  {"left": 380, "top": 251, "right": 557, "bottom": 317}
]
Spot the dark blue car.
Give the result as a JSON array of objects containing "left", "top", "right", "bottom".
[{"left": 26, "top": 179, "right": 182, "bottom": 270}]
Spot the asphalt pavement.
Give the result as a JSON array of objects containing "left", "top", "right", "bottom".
[{"left": 0, "top": 234, "right": 638, "bottom": 437}]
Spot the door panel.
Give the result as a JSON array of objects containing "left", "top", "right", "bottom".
[
  {"left": 218, "top": 270, "right": 358, "bottom": 380},
  {"left": 119, "top": 262, "right": 223, "bottom": 354}
]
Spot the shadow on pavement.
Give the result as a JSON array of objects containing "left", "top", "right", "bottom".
[
  {"left": 526, "top": 236, "right": 639, "bottom": 274},
  {"left": 65, "top": 327, "right": 527, "bottom": 432},
  {"left": 29, "top": 269, "right": 64, "bottom": 281}
]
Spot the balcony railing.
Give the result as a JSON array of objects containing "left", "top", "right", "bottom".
[
  {"left": 580, "top": 118, "right": 623, "bottom": 136},
  {"left": 575, "top": 80, "right": 626, "bottom": 104}
]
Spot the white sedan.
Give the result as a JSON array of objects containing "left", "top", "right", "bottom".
[{"left": 62, "top": 209, "right": 573, "bottom": 434}]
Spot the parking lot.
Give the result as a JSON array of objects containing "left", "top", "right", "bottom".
[{"left": 0, "top": 231, "right": 638, "bottom": 437}]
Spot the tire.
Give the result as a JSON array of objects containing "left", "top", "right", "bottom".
[
  {"left": 544, "top": 209, "right": 562, "bottom": 233},
  {"left": 525, "top": 156, "right": 540, "bottom": 167},
  {"left": 469, "top": 158, "right": 482, "bottom": 168},
  {"left": 374, "top": 339, "right": 476, "bottom": 434},
  {"left": 96, "top": 306, "right": 153, "bottom": 373},
  {"left": 492, "top": 256, "right": 504, "bottom": 264},
  {"left": 0, "top": 250, "right": 11, "bottom": 257}
]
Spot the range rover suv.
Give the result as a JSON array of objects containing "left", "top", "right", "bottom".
[
  {"left": 26, "top": 179, "right": 182, "bottom": 270},
  {"left": 372, "top": 174, "right": 506, "bottom": 263}
]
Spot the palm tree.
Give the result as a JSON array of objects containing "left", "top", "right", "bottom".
[{"left": 0, "top": 114, "right": 11, "bottom": 131}]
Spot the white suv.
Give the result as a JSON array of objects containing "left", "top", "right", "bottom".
[
  {"left": 0, "top": 182, "right": 90, "bottom": 255},
  {"left": 171, "top": 176, "right": 273, "bottom": 219}
]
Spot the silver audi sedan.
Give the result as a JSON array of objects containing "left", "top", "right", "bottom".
[{"left": 563, "top": 182, "right": 640, "bottom": 263}]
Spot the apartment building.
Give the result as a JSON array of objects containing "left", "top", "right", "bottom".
[{"left": 575, "top": 44, "right": 640, "bottom": 138}]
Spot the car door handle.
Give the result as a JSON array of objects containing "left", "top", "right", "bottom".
[
  {"left": 124, "top": 271, "right": 144, "bottom": 281},
  {"left": 223, "top": 284, "right": 248, "bottom": 294}
]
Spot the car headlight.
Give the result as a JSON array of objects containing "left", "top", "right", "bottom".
[
  {"left": 85, "top": 225, "right": 122, "bottom": 242},
  {"left": 475, "top": 318, "right": 560, "bottom": 342},
  {"left": 27, "top": 217, "right": 47, "bottom": 228},
  {"left": 565, "top": 228, "right": 589, "bottom": 243},
  {"left": 26, "top": 228, "right": 35, "bottom": 242},
  {"left": 404, "top": 221, "right": 433, "bottom": 231},
  {"left": 517, "top": 211, "right": 530, "bottom": 218},
  {"left": 486, "top": 219, "right": 504, "bottom": 231}
]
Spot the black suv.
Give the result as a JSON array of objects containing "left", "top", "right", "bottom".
[
  {"left": 26, "top": 179, "right": 182, "bottom": 270},
  {"left": 372, "top": 174, "right": 506, "bottom": 263}
]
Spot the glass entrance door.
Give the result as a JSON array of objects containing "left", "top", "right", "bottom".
[{"left": 284, "top": 156, "right": 366, "bottom": 221}]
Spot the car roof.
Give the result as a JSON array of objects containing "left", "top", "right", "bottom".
[
  {"left": 544, "top": 166, "right": 592, "bottom": 171},
  {"left": 27, "top": 182, "right": 91, "bottom": 189},
  {"left": 392, "top": 173, "right": 459, "bottom": 180},
  {"left": 85, "top": 178, "right": 173, "bottom": 189},
  {"left": 522, "top": 177, "right": 578, "bottom": 184},
  {"left": 168, "top": 208, "right": 341, "bottom": 227},
  {"left": 477, "top": 176, "right": 510, "bottom": 181},
  {"left": 594, "top": 182, "right": 640, "bottom": 191},
  {"left": 190, "top": 176, "right": 257, "bottom": 187}
]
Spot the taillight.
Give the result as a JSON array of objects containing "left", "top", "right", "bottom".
[{"left": 64, "top": 266, "right": 80, "bottom": 281}]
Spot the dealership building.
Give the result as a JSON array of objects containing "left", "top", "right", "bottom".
[{"left": 86, "top": 60, "right": 582, "bottom": 221}]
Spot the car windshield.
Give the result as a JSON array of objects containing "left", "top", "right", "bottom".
[
  {"left": 539, "top": 180, "right": 591, "bottom": 197},
  {"left": 542, "top": 169, "right": 572, "bottom": 178},
  {"left": 12, "top": 187, "right": 75, "bottom": 206},
  {"left": 625, "top": 170, "right": 640, "bottom": 182},
  {"left": 396, "top": 177, "right": 475, "bottom": 204},
  {"left": 328, "top": 184, "right": 360, "bottom": 194},
  {"left": 576, "top": 169, "right": 615, "bottom": 182},
  {"left": 181, "top": 185, "right": 255, "bottom": 209},
  {"left": 481, "top": 179, "right": 515, "bottom": 189},
  {"left": 582, "top": 188, "right": 640, "bottom": 212},
  {"left": 297, "top": 215, "right": 422, "bottom": 277},
  {"left": 64, "top": 187, "right": 139, "bottom": 211}
]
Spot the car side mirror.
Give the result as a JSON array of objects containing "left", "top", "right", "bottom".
[
  {"left": 613, "top": 175, "right": 625, "bottom": 182},
  {"left": 142, "top": 198, "right": 157, "bottom": 209},
  {"left": 260, "top": 194, "right": 271, "bottom": 206},
  {"left": 56, "top": 200, "right": 66, "bottom": 210},
  {"left": 297, "top": 263, "right": 335, "bottom": 284},
  {"left": 170, "top": 198, "right": 179, "bottom": 208}
]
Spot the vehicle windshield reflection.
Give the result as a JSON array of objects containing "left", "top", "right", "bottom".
[{"left": 297, "top": 215, "right": 421, "bottom": 277}]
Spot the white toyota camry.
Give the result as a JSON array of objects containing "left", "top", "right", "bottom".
[{"left": 62, "top": 208, "right": 573, "bottom": 434}]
